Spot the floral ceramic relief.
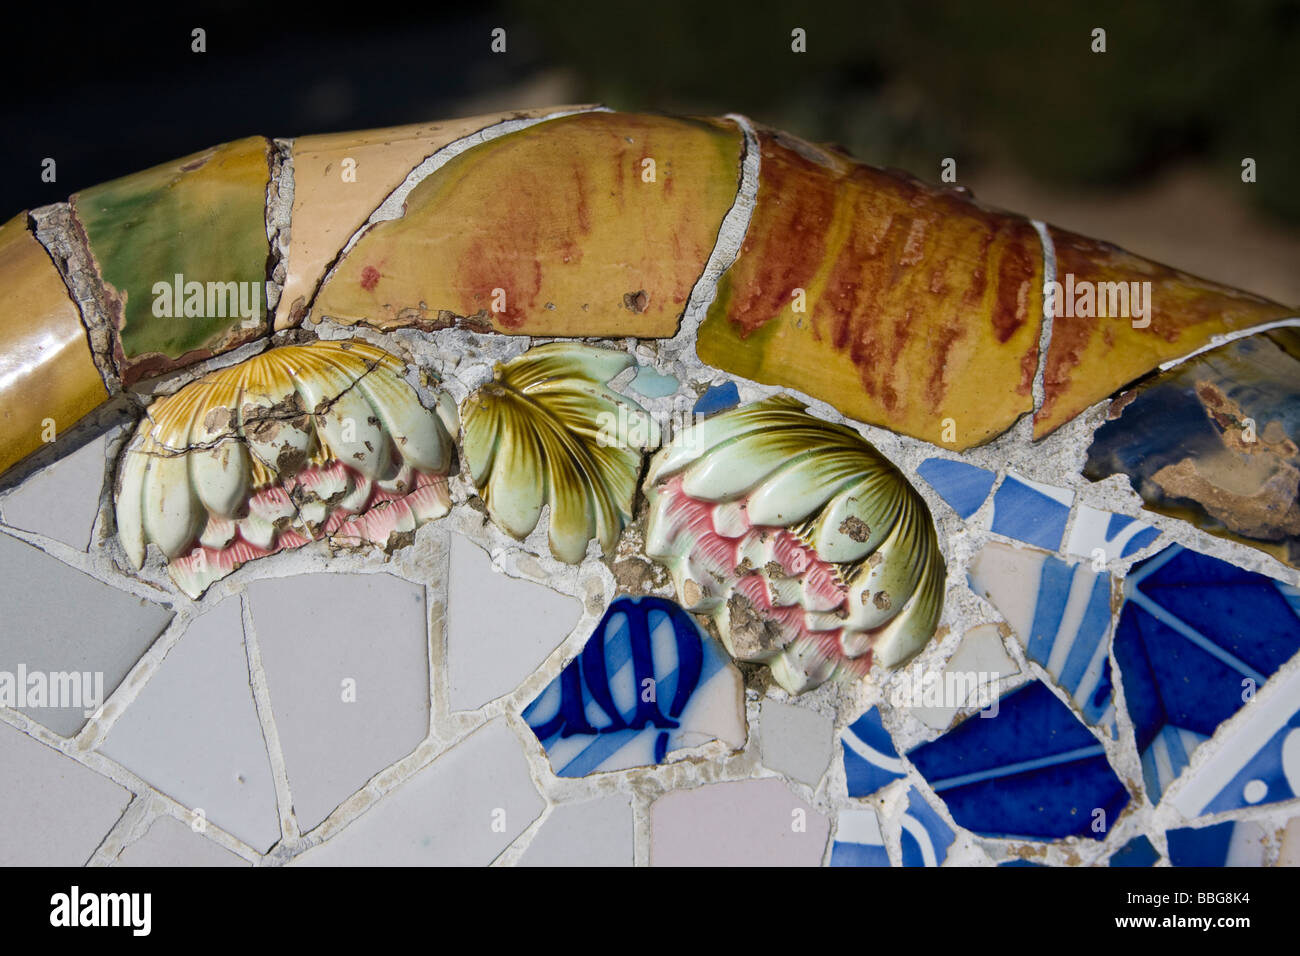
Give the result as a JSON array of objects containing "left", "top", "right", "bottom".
[
  {"left": 0, "top": 95, "right": 1297, "bottom": 875},
  {"left": 461, "top": 342, "right": 659, "bottom": 563},
  {"left": 115, "top": 340, "right": 458, "bottom": 597},
  {"left": 643, "top": 396, "right": 945, "bottom": 693}
]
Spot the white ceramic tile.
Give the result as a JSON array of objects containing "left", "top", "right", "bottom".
[
  {"left": 0, "top": 532, "right": 173, "bottom": 737},
  {"left": 446, "top": 533, "right": 582, "bottom": 711},
  {"left": 517, "top": 795, "right": 634, "bottom": 866},
  {"left": 650, "top": 778, "right": 829, "bottom": 866},
  {"left": 100, "top": 597, "right": 281, "bottom": 851},
  {"left": 911, "top": 623, "right": 1018, "bottom": 730},
  {"left": 246, "top": 571, "right": 430, "bottom": 832},
  {"left": 292, "top": 718, "right": 542, "bottom": 866},
  {"left": 0, "top": 721, "right": 132, "bottom": 865},
  {"left": 1277, "top": 817, "right": 1300, "bottom": 867},
  {"left": 758, "top": 699, "right": 834, "bottom": 786},
  {"left": 0, "top": 432, "right": 111, "bottom": 550},
  {"left": 113, "top": 814, "right": 249, "bottom": 867}
]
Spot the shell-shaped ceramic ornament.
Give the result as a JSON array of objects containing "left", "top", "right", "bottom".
[
  {"left": 116, "top": 339, "right": 458, "bottom": 597},
  {"left": 461, "top": 343, "right": 660, "bottom": 563},
  {"left": 644, "top": 396, "right": 945, "bottom": 694}
]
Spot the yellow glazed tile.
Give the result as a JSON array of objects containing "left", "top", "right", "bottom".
[
  {"left": 314, "top": 112, "right": 744, "bottom": 337},
  {"left": 696, "top": 128, "right": 1044, "bottom": 451},
  {"left": 0, "top": 213, "right": 108, "bottom": 477},
  {"left": 276, "top": 106, "right": 593, "bottom": 329}
]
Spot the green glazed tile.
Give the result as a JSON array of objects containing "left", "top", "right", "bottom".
[{"left": 72, "top": 136, "right": 272, "bottom": 384}]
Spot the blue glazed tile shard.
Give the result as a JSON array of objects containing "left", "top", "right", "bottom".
[
  {"left": 1166, "top": 820, "right": 1266, "bottom": 867},
  {"left": 1064, "top": 505, "right": 1162, "bottom": 562},
  {"left": 1170, "top": 664, "right": 1300, "bottom": 818},
  {"left": 907, "top": 680, "right": 1129, "bottom": 841},
  {"left": 841, "top": 707, "right": 906, "bottom": 798},
  {"left": 1113, "top": 544, "right": 1300, "bottom": 804},
  {"left": 916, "top": 458, "right": 996, "bottom": 519},
  {"left": 629, "top": 366, "right": 680, "bottom": 398},
  {"left": 692, "top": 381, "right": 741, "bottom": 417},
  {"left": 967, "top": 543, "right": 1118, "bottom": 734},
  {"left": 899, "top": 787, "right": 955, "bottom": 867},
  {"left": 988, "top": 472, "right": 1074, "bottom": 551},
  {"left": 522, "top": 596, "right": 742, "bottom": 776},
  {"left": 1109, "top": 835, "right": 1159, "bottom": 867},
  {"left": 829, "top": 808, "right": 890, "bottom": 867}
]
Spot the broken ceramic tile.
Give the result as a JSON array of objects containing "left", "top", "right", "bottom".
[
  {"left": 758, "top": 699, "right": 835, "bottom": 786},
  {"left": 1064, "top": 504, "right": 1161, "bottom": 563},
  {"left": 1114, "top": 544, "right": 1300, "bottom": 804},
  {"left": 115, "top": 340, "right": 457, "bottom": 597},
  {"left": 899, "top": 786, "right": 955, "bottom": 867},
  {"left": 0, "top": 533, "right": 173, "bottom": 737},
  {"left": 462, "top": 343, "right": 658, "bottom": 564},
  {"left": 71, "top": 137, "right": 272, "bottom": 385},
  {"left": 276, "top": 108, "right": 588, "bottom": 329},
  {"left": 0, "top": 720, "right": 132, "bottom": 865},
  {"left": 906, "top": 623, "right": 1019, "bottom": 731},
  {"left": 988, "top": 473, "right": 1075, "bottom": 551},
  {"left": 292, "top": 719, "right": 542, "bottom": 866},
  {"left": 517, "top": 795, "right": 634, "bottom": 867},
  {"left": 692, "top": 381, "right": 740, "bottom": 418},
  {"left": 695, "top": 127, "right": 1044, "bottom": 449},
  {"left": 0, "top": 431, "right": 110, "bottom": 550},
  {"left": 644, "top": 396, "right": 945, "bottom": 694},
  {"left": 1166, "top": 819, "right": 1267, "bottom": 867},
  {"left": 841, "top": 706, "right": 906, "bottom": 798},
  {"left": 1036, "top": 227, "right": 1296, "bottom": 440},
  {"left": 99, "top": 597, "right": 280, "bottom": 851},
  {"left": 1108, "top": 834, "right": 1159, "bottom": 867},
  {"left": 246, "top": 572, "right": 429, "bottom": 833},
  {"left": 1085, "top": 329, "right": 1300, "bottom": 570},
  {"left": 916, "top": 458, "right": 997, "bottom": 519},
  {"left": 967, "top": 542, "right": 1117, "bottom": 733},
  {"left": 446, "top": 534, "right": 582, "bottom": 711},
  {"left": 314, "top": 111, "right": 743, "bottom": 337},
  {"left": 650, "top": 777, "right": 829, "bottom": 866},
  {"left": 907, "top": 680, "right": 1129, "bottom": 841},
  {"left": 523, "top": 595, "right": 744, "bottom": 776},
  {"left": 1168, "top": 662, "right": 1300, "bottom": 819},
  {"left": 0, "top": 213, "right": 109, "bottom": 479},
  {"left": 829, "top": 807, "right": 890, "bottom": 867},
  {"left": 628, "top": 365, "right": 679, "bottom": 398},
  {"left": 113, "top": 814, "right": 248, "bottom": 867}
]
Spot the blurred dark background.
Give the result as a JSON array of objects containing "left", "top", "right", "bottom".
[{"left": 3, "top": 0, "right": 1297, "bottom": 303}]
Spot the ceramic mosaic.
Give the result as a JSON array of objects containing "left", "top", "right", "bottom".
[{"left": 1, "top": 104, "right": 1297, "bottom": 869}]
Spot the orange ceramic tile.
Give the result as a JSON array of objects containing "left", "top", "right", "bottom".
[
  {"left": 276, "top": 106, "right": 594, "bottom": 330},
  {"left": 695, "top": 129, "right": 1044, "bottom": 451},
  {"left": 0, "top": 213, "right": 109, "bottom": 477},
  {"left": 313, "top": 112, "right": 744, "bottom": 337},
  {"left": 1035, "top": 226, "right": 1298, "bottom": 438}
]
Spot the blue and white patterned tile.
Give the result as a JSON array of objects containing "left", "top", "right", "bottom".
[
  {"left": 907, "top": 680, "right": 1130, "bottom": 841},
  {"left": 1114, "top": 544, "right": 1300, "bottom": 805},
  {"left": 1169, "top": 663, "right": 1300, "bottom": 818},
  {"left": 692, "top": 381, "right": 741, "bottom": 417},
  {"left": 1065, "top": 504, "right": 1162, "bottom": 563},
  {"left": 1166, "top": 820, "right": 1267, "bottom": 867},
  {"left": 967, "top": 542, "right": 1118, "bottom": 734},
  {"left": 899, "top": 787, "right": 955, "bottom": 867},
  {"left": 987, "top": 472, "right": 1074, "bottom": 551},
  {"left": 841, "top": 706, "right": 906, "bottom": 798},
  {"left": 829, "top": 807, "right": 890, "bottom": 867},
  {"left": 1108, "top": 834, "right": 1160, "bottom": 867},
  {"left": 916, "top": 458, "right": 997, "bottom": 520},
  {"left": 522, "top": 595, "right": 745, "bottom": 777}
]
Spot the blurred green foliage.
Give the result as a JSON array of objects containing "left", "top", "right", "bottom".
[{"left": 512, "top": 0, "right": 1300, "bottom": 223}]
